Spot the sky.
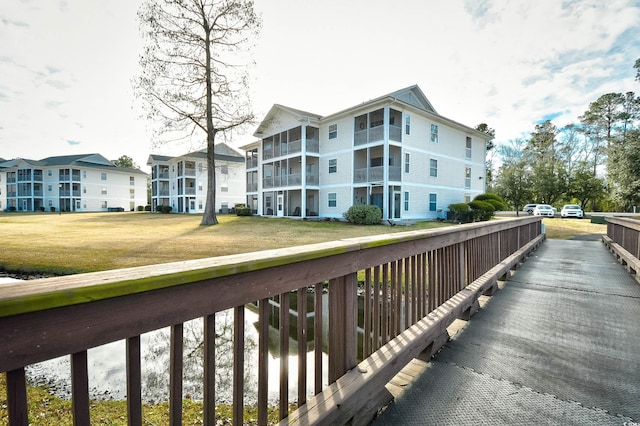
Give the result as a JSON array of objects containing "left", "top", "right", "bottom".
[{"left": 1, "top": 0, "right": 640, "bottom": 171}]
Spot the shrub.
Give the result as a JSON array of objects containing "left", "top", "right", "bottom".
[
  {"left": 343, "top": 205, "right": 382, "bottom": 225},
  {"left": 161, "top": 205, "right": 173, "bottom": 214},
  {"left": 144, "top": 205, "right": 152, "bottom": 211},
  {"left": 468, "top": 200, "right": 495, "bottom": 221},
  {"left": 137, "top": 205, "right": 144, "bottom": 211},
  {"left": 473, "top": 193, "right": 507, "bottom": 211},
  {"left": 39, "top": 207, "right": 45, "bottom": 212},
  {"left": 49, "top": 207, "right": 55, "bottom": 212},
  {"left": 448, "top": 203, "right": 471, "bottom": 222},
  {"left": 236, "top": 207, "right": 252, "bottom": 216}
]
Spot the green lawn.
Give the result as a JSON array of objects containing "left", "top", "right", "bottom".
[{"left": 0, "top": 212, "right": 453, "bottom": 275}]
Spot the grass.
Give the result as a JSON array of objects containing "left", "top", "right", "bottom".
[
  {"left": 538, "top": 217, "right": 607, "bottom": 239},
  {"left": 0, "top": 212, "right": 454, "bottom": 275}
]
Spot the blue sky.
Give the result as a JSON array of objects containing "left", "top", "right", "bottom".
[{"left": 1, "top": 0, "right": 639, "bottom": 170}]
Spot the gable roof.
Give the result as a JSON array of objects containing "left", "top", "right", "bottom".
[
  {"left": 147, "top": 142, "right": 245, "bottom": 165},
  {"left": 0, "top": 154, "right": 148, "bottom": 175},
  {"left": 254, "top": 104, "right": 322, "bottom": 137}
]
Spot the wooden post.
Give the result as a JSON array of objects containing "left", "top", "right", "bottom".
[
  {"left": 126, "top": 336, "right": 142, "bottom": 426},
  {"left": 204, "top": 314, "right": 216, "bottom": 426},
  {"left": 328, "top": 273, "right": 358, "bottom": 383},
  {"left": 6, "top": 369, "right": 28, "bottom": 426},
  {"left": 170, "top": 324, "right": 183, "bottom": 426},
  {"left": 71, "top": 351, "right": 90, "bottom": 426}
]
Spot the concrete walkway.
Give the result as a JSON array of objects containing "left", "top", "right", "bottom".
[{"left": 374, "top": 239, "right": 640, "bottom": 425}]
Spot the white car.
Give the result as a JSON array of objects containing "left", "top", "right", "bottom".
[
  {"left": 523, "top": 204, "right": 537, "bottom": 214},
  {"left": 533, "top": 204, "right": 555, "bottom": 217},
  {"left": 561, "top": 204, "right": 583, "bottom": 218}
]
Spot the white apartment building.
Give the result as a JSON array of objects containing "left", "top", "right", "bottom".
[
  {"left": 241, "top": 85, "right": 490, "bottom": 221},
  {"left": 0, "top": 154, "right": 149, "bottom": 212},
  {"left": 147, "top": 143, "right": 246, "bottom": 214}
]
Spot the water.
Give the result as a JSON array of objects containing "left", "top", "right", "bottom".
[{"left": 26, "top": 308, "right": 329, "bottom": 405}]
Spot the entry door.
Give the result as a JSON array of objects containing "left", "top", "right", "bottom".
[
  {"left": 277, "top": 194, "right": 284, "bottom": 217},
  {"left": 75, "top": 200, "right": 81, "bottom": 211},
  {"left": 189, "top": 199, "right": 196, "bottom": 212},
  {"left": 392, "top": 192, "right": 401, "bottom": 219}
]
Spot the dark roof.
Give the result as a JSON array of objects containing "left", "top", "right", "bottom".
[
  {"left": 0, "top": 153, "right": 148, "bottom": 175},
  {"left": 148, "top": 143, "right": 245, "bottom": 164}
]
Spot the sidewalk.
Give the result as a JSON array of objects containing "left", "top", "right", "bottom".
[{"left": 374, "top": 239, "right": 640, "bottom": 425}]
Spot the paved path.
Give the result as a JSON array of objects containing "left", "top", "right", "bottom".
[{"left": 374, "top": 239, "right": 640, "bottom": 425}]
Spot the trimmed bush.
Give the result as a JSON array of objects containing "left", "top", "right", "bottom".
[
  {"left": 448, "top": 203, "right": 471, "bottom": 223},
  {"left": 236, "top": 207, "right": 252, "bottom": 216},
  {"left": 343, "top": 205, "right": 382, "bottom": 225},
  {"left": 137, "top": 206, "right": 144, "bottom": 211},
  {"left": 144, "top": 205, "right": 152, "bottom": 211},
  {"left": 468, "top": 200, "right": 495, "bottom": 221},
  {"left": 49, "top": 207, "right": 55, "bottom": 212},
  {"left": 473, "top": 193, "right": 507, "bottom": 211},
  {"left": 161, "top": 205, "right": 173, "bottom": 214}
]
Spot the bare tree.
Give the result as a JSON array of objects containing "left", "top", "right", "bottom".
[{"left": 137, "top": 0, "right": 261, "bottom": 225}]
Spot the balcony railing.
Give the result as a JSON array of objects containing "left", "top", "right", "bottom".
[
  {"left": 0, "top": 218, "right": 544, "bottom": 425},
  {"left": 246, "top": 158, "right": 258, "bottom": 169},
  {"left": 246, "top": 182, "right": 258, "bottom": 192},
  {"left": 354, "top": 125, "right": 384, "bottom": 146}
]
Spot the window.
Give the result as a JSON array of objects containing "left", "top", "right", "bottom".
[
  {"left": 198, "top": 163, "right": 203, "bottom": 173},
  {"left": 465, "top": 167, "right": 472, "bottom": 189},
  {"left": 329, "top": 124, "right": 337, "bottom": 139},
  {"left": 466, "top": 137, "right": 472, "bottom": 159},
  {"left": 221, "top": 165, "right": 228, "bottom": 174},
  {"left": 404, "top": 191, "right": 409, "bottom": 211},
  {"left": 82, "top": 170, "right": 86, "bottom": 179},
  {"left": 404, "top": 153, "right": 410, "bottom": 173},
  {"left": 101, "top": 172, "right": 107, "bottom": 180},
  {"left": 221, "top": 184, "right": 228, "bottom": 192},
  {"left": 198, "top": 182, "right": 203, "bottom": 191},
  {"left": 328, "top": 192, "right": 337, "bottom": 207},
  {"left": 48, "top": 184, "right": 52, "bottom": 192},
  {"left": 102, "top": 201, "right": 108, "bottom": 209},
  {"left": 429, "top": 193, "right": 437, "bottom": 212},
  {"left": 48, "top": 170, "right": 52, "bottom": 177},
  {"left": 130, "top": 176, "right": 135, "bottom": 186},
  {"left": 405, "top": 114, "right": 411, "bottom": 135},
  {"left": 101, "top": 187, "right": 107, "bottom": 195},
  {"left": 328, "top": 158, "right": 337, "bottom": 173},
  {"left": 431, "top": 124, "right": 439, "bottom": 143},
  {"left": 198, "top": 201, "right": 203, "bottom": 210},
  {"left": 430, "top": 159, "right": 438, "bottom": 177},
  {"left": 83, "top": 187, "right": 86, "bottom": 194},
  {"left": 130, "top": 189, "right": 135, "bottom": 199},
  {"left": 464, "top": 194, "right": 471, "bottom": 203},
  {"left": 48, "top": 200, "right": 52, "bottom": 207}
]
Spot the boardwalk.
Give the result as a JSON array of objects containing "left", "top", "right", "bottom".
[{"left": 374, "top": 238, "right": 640, "bottom": 425}]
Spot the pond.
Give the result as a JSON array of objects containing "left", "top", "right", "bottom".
[{"left": 26, "top": 307, "right": 329, "bottom": 405}]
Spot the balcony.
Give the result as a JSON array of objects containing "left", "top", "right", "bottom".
[
  {"left": 354, "top": 166, "right": 402, "bottom": 183},
  {"left": 246, "top": 182, "right": 258, "bottom": 192},
  {"left": 246, "top": 158, "right": 258, "bottom": 169},
  {"left": 354, "top": 125, "right": 384, "bottom": 146}
]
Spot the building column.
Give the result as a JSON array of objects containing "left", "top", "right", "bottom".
[
  {"left": 301, "top": 125, "right": 307, "bottom": 218},
  {"left": 382, "top": 107, "right": 390, "bottom": 221}
]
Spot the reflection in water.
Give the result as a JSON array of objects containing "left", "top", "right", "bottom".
[{"left": 26, "top": 307, "right": 328, "bottom": 405}]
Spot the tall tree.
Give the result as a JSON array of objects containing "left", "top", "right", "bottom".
[
  {"left": 112, "top": 155, "right": 139, "bottom": 169},
  {"left": 635, "top": 58, "right": 640, "bottom": 82},
  {"left": 580, "top": 93, "right": 625, "bottom": 149},
  {"left": 475, "top": 123, "right": 495, "bottom": 189},
  {"left": 137, "top": 0, "right": 261, "bottom": 225}
]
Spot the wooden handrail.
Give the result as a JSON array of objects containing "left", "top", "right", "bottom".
[{"left": 1, "top": 216, "right": 542, "bottom": 425}]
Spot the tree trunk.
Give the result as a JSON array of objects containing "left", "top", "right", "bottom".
[{"left": 201, "top": 129, "right": 218, "bottom": 225}]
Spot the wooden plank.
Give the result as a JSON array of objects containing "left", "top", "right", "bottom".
[
  {"left": 169, "top": 324, "right": 183, "bottom": 426},
  {"left": 71, "top": 351, "right": 90, "bottom": 425},
  {"left": 233, "top": 306, "right": 245, "bottom": 426},
  {"left": 204, "top": 314, "right": 216, "bottom": 426},
  {"left": 258, "top": 299, "right": 269, "bottom": 426},
  {"left": 313, "top": 282, "right": 323, "bottom": 395},
  {"left": 328, "top": 273, "right": 358, "bottom": 384},
  {"left": 126, "top": 336, "right": 142, "bottom": 426},
  {"left": 279, "top": 292, "right": 290, "bottom": 420},
  {"left": 297, "top": 289, "right": 307, "bottom": 407},
  {"left": 6, "top": 368, "right": 28, "bottom": 426}
]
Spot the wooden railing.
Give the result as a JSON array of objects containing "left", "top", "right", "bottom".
[
  {"left": 603, "top": 216, "right": 640, "bottom": 282},
  {"left": 0, "top": 217, "right": 543, "bottom": 425}
]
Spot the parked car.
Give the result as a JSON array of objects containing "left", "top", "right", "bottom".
[
  {"left": 523, "top": 204, "right": 537, "bottom": 214},
  {"left": 561, "top": 204, "right": 583, "bottom": 218},
  {"left": 533, "top": 204, "right": 555, "bottom": 217}
]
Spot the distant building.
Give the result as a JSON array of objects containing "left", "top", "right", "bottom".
[
  {"left": 240, "top": 85, "right": 490, "bottom": 221},
  {"left": 0, "top": 154, "right": 149, "bottom": 212},
  {"left": 147, "top": 143, "right": 245, "bottom": 214}
]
